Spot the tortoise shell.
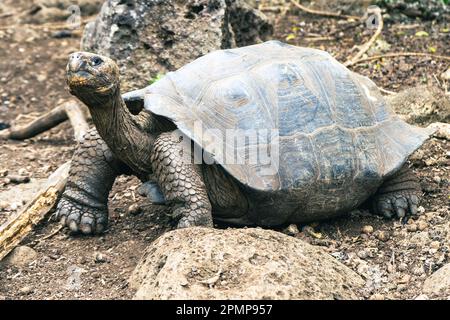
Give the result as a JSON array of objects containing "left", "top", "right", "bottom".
[{"left": 141, "top": 40, "right": 432, "bottom": 191}]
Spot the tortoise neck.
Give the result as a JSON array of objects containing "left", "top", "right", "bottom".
[{"left": 89, "top": 88, "right": 155, "bottom": 176}]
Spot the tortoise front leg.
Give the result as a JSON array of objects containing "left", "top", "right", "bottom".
[
  {"left": 55, "top": 128, "right": 128, "bottom": 234},
  {"left": 151, "top": 132, "right": 213, "bottom": 228}
]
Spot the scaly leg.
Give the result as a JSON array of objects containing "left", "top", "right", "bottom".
[
  {"left": 55, "top": 128, "right": 128, "bottom": 234},
  {"left": 151, "top": 132, "right": 213, "bottom": 228},
  {"left": 371, "top": 165, "right": 422, "bottom": 219}
]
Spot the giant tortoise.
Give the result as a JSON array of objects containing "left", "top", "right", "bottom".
[{"left": 56, "top": 40, "right": 432, "bottom": 234}]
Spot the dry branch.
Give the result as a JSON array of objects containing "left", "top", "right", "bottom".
[
  {"left": 0, "top": 17, "right": 95, "bottom": 31},
  {"left": 0, "top": 104, "right": 67, "bottom": 140},
  {"left": 290, "top": 0, "right": 360, "bottom": 20},
  {"left": 347, "top": 52, "right": 450, "bottom": 66},
  {"left": 63, "top": 101, "right": 90, "bottom": 142},
  {"left": 344, "top": 6, "right": 383, "bottom": 67},
  {"left": 0, "top": 100, "right": 89, "bottom": 142},
  {"left": 0, "top": 162, "right": 70, "bottom": 261}
]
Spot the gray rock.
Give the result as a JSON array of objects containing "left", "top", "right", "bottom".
[
  {"left": 386, "top": 85, "right": 450, "bottom": 126},
  {"left": 130, "top": 227, "right": 364, "bottom": 300},
  {"left": 81, "top": 0, "right": 272, "bottom": 91},
  {"left": 428, "top": 122, "right": 450, "bottom": 140},
  {"left": 2, "top": 245, "right": 37, "bottom": 267},
  {"left": 423, "top": 263, "right": 450, "bottom": 297}
]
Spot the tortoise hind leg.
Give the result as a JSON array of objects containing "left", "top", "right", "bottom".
[
  {"left": 151, "top": 132, "right": 213, "bottom": 228},
  {"left": 370, "top": 165, "right": 422, "bottom": 219}
]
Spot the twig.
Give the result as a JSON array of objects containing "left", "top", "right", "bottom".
[
  {"left": 0, "top": 12, "right": 14, "bottom": 19},
  {"left": 39, "top": 225, "right": 63, "bottom": 241},
  {"left": 290, "top": 0, "right": 360, "bottom": 20},
  {"left": 379, "top": 87, "right": 396, "bottom": 95},
  {"left": 344, "top": 6, "right": 383, "bottom": 67},
  {"left": 0, "top": 17, "right": 95, "bottom": 31},
  {"left": 303, "top": 36, "right": 335, "bottom": 42},
  {"left": 348, "top": 52, "right": 450, "bottom": 66}
]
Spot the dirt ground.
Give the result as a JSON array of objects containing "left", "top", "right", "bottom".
[{"left": 0, "top": 1, "right": 449, "bottom": 300}]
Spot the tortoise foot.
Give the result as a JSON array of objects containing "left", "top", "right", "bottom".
[
  {"left": 55, "top": 197, "right": 108, "bottom": 235},
  {"left": 372, "top": 191, "right": 421, "bottom": 219},
  {"left": 174, "top": 207, "right": 213, "bottom": 229}
]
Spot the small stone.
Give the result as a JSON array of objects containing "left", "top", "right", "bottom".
[
  {"left": 6, "top": 175, "right": 30, "bottom": 184},
  {"left": 415, "top": 294, "right": 429, "bottom": 300},
  {"left": 9, "top": 202, "right": 20, "bottom": 211},
  {"left": 417, "top": 221, "right": 428, "bottom": 231},
  {"left": 369, "top": 293, "right": 385, "bottom": 300},
  {"left": 375, "top": 230, "right": 390, "bottom": 242},
  {"left": 441, "top": 68, "right": 450, "bottom": 81},
  {"left": 180, "top": 279, "right": 189, "bottom": 287},
  {"left": 18, "top": 168, "right": 29, "bottom": 176},
  {"left": 361, "top": 225, "right": 374, "bottom": 234},
  {"left": 19, "top": 286, "right": 33, "bottom": 295},
  {"left": 413, "top": 266, "right": 425, "bottom": 276},
  {"left": 94, "top": 252, "right": 108, "bottom": 263},
  {"left": 398, "top": 263, "right": 408, "bottom": 272},
  {"left": 283, "top": 224, "right": 299, "bottom": 236},
  {"left": 430, "top": 241, "right": 440, "bottom": 250},
  {"left": 398, "top": 274, "right": 411, "bottom": 284},
  {"left": 357, "top": 250, "right": 369, "bottom": 259},
  {"left": 2, "top": 245, "right": 37, "bottom": 267},
  {"left": 127, "top": 204, "right": 142, "bottom": 216},
  {"left": 406, "top": 223, "right": 418, "bottom": 232},
  {"left": 0, "top": 201, "right": 8, "bottom": 211},
  {"left": 433, "top": 176, "right": 441, "bottom": 184}
]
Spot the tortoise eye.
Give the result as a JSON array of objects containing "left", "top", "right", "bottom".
[{"left": 91, "top": 57, "right": 103, "bottom": 67}]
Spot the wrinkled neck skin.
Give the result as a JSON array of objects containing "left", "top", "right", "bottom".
[{"left": 79, "top": 86, "right": 155, "bottom": 178}]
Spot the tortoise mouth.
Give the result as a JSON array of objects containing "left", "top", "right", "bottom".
[{"left": 67, "top": 70, "right": 95, "bottom": 88}]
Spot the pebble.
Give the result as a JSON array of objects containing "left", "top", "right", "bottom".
[
  {"left": 375, "top": 230, "right": 390, "bottom": 242},
  {"left": 6, "top": 175, "right": 30, "bottom": 184},
  {"left": 127, "top": 204, "right": 142, "bottom": 216},
  {"left": 430, "top": 241, "right": 440, "bottom": 250},
  {"left": 19, "top": 286, "right": 33, "bottom": 295},
  {"left": 398, "top": 274, "right": 411, "bottom": 284},
  {"left": 0, "top": 201, "right": 8, "bottom": 211},
  {"left": 1, "top": 245, "right": 37, "bottom": 267},
  {"left": 18, "top": 168, "right": 29, "bottom": 176},
  {"left": 433, "top": 176, "right": 441, "bottom": 184},
  {"left": 357, "top": 250, "right": 369, "bottom": 259},
  {"left": 369, "top": 293, "right": 385, "bottom": 300},
  {"left": 283, "top": 224, "right": 299, "bottom": 236},
  {"left": 361, "top": 225, "right": 374, "bottom": 234},
  {"left": 406, "top": 224, "right": 417, "bottom": 232},
  {"left": 415, "top": 294, "right": 429, "bottom": 300},
  {"left": 397, "top": 263, "right": 408, "bottom": 272},
  {"left": 94, "top": 252, "right": 108, "bottom": 263},
  {"left": 417, "top": 221, "right": 428, "bottom": 231},
  {"left": 413, "top": 266, "right": 425, "bottom": 276}
]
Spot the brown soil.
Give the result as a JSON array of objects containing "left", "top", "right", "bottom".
[{"left": 0, "top": 1, "right": 449, "bottom": 300}]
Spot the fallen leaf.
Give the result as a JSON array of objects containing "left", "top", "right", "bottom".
[
  {"left": 285, "top": 33, "right": 296, "bottom": 41},
  {"left": 415, "top": 31, "right": 429, "bottom": 37}
]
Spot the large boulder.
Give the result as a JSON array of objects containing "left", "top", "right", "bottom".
[
  {"left": 386, "top": 85, "right": 450, "bottom": 126},
  {"left": 423, "top": 263, "right": 450, "bottom": 298},
  {"left": 129, "top": 227, "right": 365, "bottom": 300},
  {"left": 81, "top": 0, "right": 273, "bottom": 91}
]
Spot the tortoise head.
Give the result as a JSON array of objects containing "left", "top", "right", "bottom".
[{"left": 66, "top": 52, "right": 120, "bottom": 107}]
